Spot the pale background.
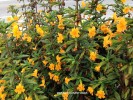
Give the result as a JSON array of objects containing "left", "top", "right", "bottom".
[{"left": 0, "top": 0, "right": 133, "bottom": 19}]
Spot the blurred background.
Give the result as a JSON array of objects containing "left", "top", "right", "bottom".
[{"left": 0, "top": 0, "right": 133, "bottom": 19}]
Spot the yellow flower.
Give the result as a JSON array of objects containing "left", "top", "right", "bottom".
[
  {"left": 57, "top": 33, "right": 64, "bottom": 43},
  {"left": 13, "top": 25, "right": 22, "bottom": 39},
  {"left": 57, "top": 15, "right": 63, "bottom": 22},
  {"left": 55, "top": 63, "right": 61, "bottom": 71},
  {"left": 25, "top": 96, "right": 32, "bottom": 100},
  {"left": 39, "top": 77, "right": 46, "bottom": 88},
  {"left": 48, "top": 72, "right": 54, "bottom": 79},
  {"left": 103, "top": 35, "right": 112, "bottom": 48},
  {"left": 88, "top": 26, "right": 96, "bottom": 38},
  {"left": 60, "top": 48, "right": 65, "bottom": 54},
  {"left": 81, "top": 1, "right": 86, "bottom": 8},
  {"left": 70, "top": 28, "right": 80, "bottom": 38},
  {"left": 0, "top": 93, "right": 6, "bottom": 100},
  {"left": 53, "top": 75, "right": 59, "bottom": 82},
  {"left": 100, "top": 24, "right": 110, "bottom": 34},
  {"left": 90, "top": 51, "right": 97, "bottom": 61},
  {"left": 62, "top": 92, "right": 69, "bottom": 100},
  {"left": 121, "top": 0, "right": 126, "bottom": 3},
  {"left": 33, "top": 46, "right": 37, "bottom": 51},
  {"left": 27, "top": 58, "right": 34, "bottom": 66},
  {"left": 15, "top": 83, "right": 25, "bottom": 94},
  {"left": 95, "top": 65, "right": 101, "bottom": 72},
  {"left": 0, "top": 86, "right": 5, "bottom": 93},
  {"left": 96, "top": 4, "right": 103, "bottom": 12},
  {"left": 117, "top": 17, "right": 127, "bottom": 32},
  {"left": 77, "top": 83, "right": 85, "bottom": 92},
  {"left": 22, "top": 33, "right": 32, "bottom": 42},
  {"left": 21, "top": 68, "right": 26, "bottom": 73},
  {"left": 6, "top": 16, "right": 13, "bottom": 22},
  {"left": 56, "top": 55, "right": 62, "bottom": 63},
  {"left": 42, "top": 60, "right": 48, "bottom": 66},
  {"left": 0, "top": 68, "right": 2, "bottom": 73},
  {"left": 49, "top": 63, "right": 55, "bottom": 70},
  {"left": 13, "top": 16, "right": 19, "bottom": 21},
  {"left": 0, "top": 80, "right": 5, "bottom": 84},
  {"left": 58, "top": 24, "right": 64, "bottom": 30},
  {"left": 123, "top": 7, "right": 130, "bottom": 14},
  {"left": 96, "top": 90, "right": 105, "bottom": 99},
  {"left": 87, "top": 87, "right": 94, "bottom": 95},
  {"left": 32, "top": 69, "right": 38, "bottom": 78},
  {"left": 36, "top": 24, "right": 44, "bottom": 37},
  {"left": 65, "top": 77, "right": 71, "bottom": 85}
]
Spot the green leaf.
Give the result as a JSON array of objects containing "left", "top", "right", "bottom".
[{"left": 114, "top": 91, "right": 121, "bottom": 100}]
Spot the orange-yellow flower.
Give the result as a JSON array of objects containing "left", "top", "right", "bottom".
[
  {"left": 65, "top": 77, "right": 71, "bottom": 85},
  {"left": 49, "top": 63, "right": 55, "bottom": 70},
  {"left": 15, "top": 83, "right": 25, "bottom": 94},
  {"left": 13, "top": 25, "right": 22, "bottom": 39},
  {"left": 87, "top": 87, "right": 94, "bottom": 95},
  {"left": 117, "top": 17, "right": 127, "bottom": 32},
  {"left": 0, "top": 68, "right": 2, "bottom": 73},
  {"left": 89, "top": 51, "right": 97, "bottom": 61},
  {"left": 32, "top": 69, "right": 38, "bottom": 78},
  {"left": 58, "top": 24, "right": 64, "bottom": 30},
  {"left": 96, "top": 90, "right": 105, "bottom": 99},
  {"left": 100, "top": 24, "right": 110, "bottom": 34},
  {"left": 39, "top": 77, "right": 46, "bottom": 88},
  {"left": 0, "top": 80, "right": 6, "bottom": 84},
  {"left": 6, "top": 16, "right": 13, "bottom": 22},
  {"left": 53, "top": 75, "right": 59, "bottom": 82},
  {"left": 57, "top": 15, "right": 63, "bottom": 23},
  {"left": 88, "top": 26, "right": 96, "bottom": 38},
  {"left": 81, "top": 1, "right": 86, "bottom": 8},
  {"left": 55, "top": 63, "right": 61, "bottom": 71},
  {"left": 57, "top": 33, "right": 64, "bottom": 43},
  {"left": 0, "top": 86, "right": 5, "bottom": 93},
  {"left": 21, "top": 68, "right": 26, "bottom": 73},
  {"left": 123, "top": 7, "right": 130, "bottom": 14},
  {"left": 48, "top": 72, "right": 54, "bottom": 79},
  {"left": 0, "top": 93, "right": 6, "bottom": 100},
  {"left": 103, "top": 35, "right": 112, "bottom": 48},
  {"left": 42, "top": 60, "right": 48, "bottom": 66},
  {"left": 95, "top": 65, "right": 101, "bottom": 72},
  {"left": 70, "top": 28, "right": 80, "bottom": 38},
  {"left": 13, "top": 16, "right": 19, "bottom": 21},
  {"left": 121, "top": 0, "right": 126, "bottom": 3},
  {"left": 96, "top": 4, "right": 103, "bottom": 12},
  {"left": 25, "top": 96, "right": 32, "bottom": 100},
  {"left": 77, "top": 83, "right": 85, "bottom": 92},
  {"left": 60, "top": 48, "right": 65, "bottom": 54},
  {"left": 27, "top": 58, "right": 34, "bottom": 66},
  {"left": 36, "top": 24, "right": 44, "bottom": 37},
  {"left": 62, "top": 92, "right": 69, "bottom": 100},
  {"left": 22, "top": 33, "right": 32, "bottom": 42},
  {"left": 56, "top": 55, "right": 62, "bottom": 63}
]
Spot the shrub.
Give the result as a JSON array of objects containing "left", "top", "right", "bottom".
[{"left": 0, "top": 0, "right": 133, "bottom": 100}]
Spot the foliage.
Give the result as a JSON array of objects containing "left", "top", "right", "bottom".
[{"left": 0, "top": 0, "right": 133, "bottom": 100}]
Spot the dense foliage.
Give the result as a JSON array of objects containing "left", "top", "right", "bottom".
[{"left": 0, "top": 0, "right": 133, "bottom": 100}]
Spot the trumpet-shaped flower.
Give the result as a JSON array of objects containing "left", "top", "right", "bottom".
[
  {"left": 96, "top": 4, "right": 103, "bottom": 12},
  {"left": 88, "top": 26, "right": 96, "bottom": 38},
  {"left": 14, "top": 83, "right": 25, "bottom": 94},
  {"left": 77, "top": 83, "right": 85, "bottom": 92},
  {"left": 57, "top": 33, "right": 64, "bottom": 43},
  {"left": 70, "top": 28, "right": 80, "bottom": 38},
  {"left": 87, "top": 87, "right": 94, "bottom": 95},
  {"left": 96, "top": 90, "right": 105, "bottom": 99}
]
